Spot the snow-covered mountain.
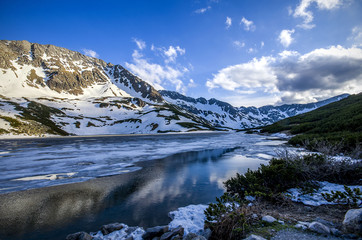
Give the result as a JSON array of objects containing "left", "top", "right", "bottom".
[
  {"left": 0, "top": 40, "right": 214, "bottom": 136},
  {"left": 160, "top": 90, "right": 349, "bottom": 129},
  {"left": 0, "top": 40, "right": 349, "bottom": 137}
]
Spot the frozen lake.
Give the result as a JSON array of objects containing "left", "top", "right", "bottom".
[{"left": 0, "top": 132, "right": 289, "bottom": 240}]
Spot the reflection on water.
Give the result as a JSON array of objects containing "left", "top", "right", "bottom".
[
  {"left": 0, "top": 132, "right": 286, "bottom": 240},
  {"left": 0, "top": 148, "right": 267, "bottom": 240}
]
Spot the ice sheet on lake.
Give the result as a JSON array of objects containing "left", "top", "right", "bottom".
[{"left": 0, "top": 132, "right": 288, "bottom": 193}]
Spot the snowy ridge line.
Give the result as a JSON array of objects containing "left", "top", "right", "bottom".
[{"left": 160, "top": 90, "right": 349, "bottom": 130}]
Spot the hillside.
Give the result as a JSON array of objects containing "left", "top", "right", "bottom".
[{"left": 261, "top": 93, "right": 362, "bottom": 157}]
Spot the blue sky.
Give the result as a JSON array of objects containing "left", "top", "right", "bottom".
[{"left": 1, "top": 0, "right": 362, "bottom": 106}]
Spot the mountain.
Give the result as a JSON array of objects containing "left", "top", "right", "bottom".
[
  {"left": 261, "top": 93, "right": 362, "bottom": 157},
  {"left": 0, "top": 40, "right": 349, "bottom": 137},
  {"left": 0, "top": 40, "right": 215, "bottom": 136},
  {"left": 160, "top": 90, "right": 349, "bottom": 129}
]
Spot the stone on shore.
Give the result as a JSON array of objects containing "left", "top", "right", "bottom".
[
  {"left": 342, "top": 208, "right": 362, "bottom": 235},
  {"left": 142, "top": 225, "right": 169, "bottom": 240},
  {"left": 160, "top": 226, "right": 184, "bottom": 240},
  {"left": 308, "top": 221, "right": 331, "bottom": 234},
  {"left": 244, "top": 234, "right": 267, "bottom": 240},
  {"left": 262, "top": 215, "right": 277, "bottom": 223},
  {"left": 66, "top": 231, "right": 93, "bottom": 240},
  {"left": 100, "top": 222, "right": 124, "bottom": 235}
]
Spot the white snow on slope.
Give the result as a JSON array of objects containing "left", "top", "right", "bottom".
[{"left": 287, "top": 181, "right": 362, "bottom": 206}]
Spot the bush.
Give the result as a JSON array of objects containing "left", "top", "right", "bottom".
[{"left": 322, "top": 186, "right": 362, "bottom": 208}]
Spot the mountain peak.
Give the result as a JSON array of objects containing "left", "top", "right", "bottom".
[{"left": 0, "top": 40, "right": 164, "bottom": 102}]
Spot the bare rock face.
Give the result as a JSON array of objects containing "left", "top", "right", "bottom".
[{"left": 108, "top": 64, "right": 164, "bottom": 103}]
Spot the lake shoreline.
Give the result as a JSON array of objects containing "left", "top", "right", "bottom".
[{"left": 0, "top": 130, "right": 229, "bottom": 140}]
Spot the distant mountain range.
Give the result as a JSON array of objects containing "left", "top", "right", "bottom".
[{"left": 0, "top": 40, "right": 349, "bottom": 136}]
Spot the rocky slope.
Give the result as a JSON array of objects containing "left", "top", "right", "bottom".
[{"left": 160, "top": 90, "right": 349, "bottom": 129}]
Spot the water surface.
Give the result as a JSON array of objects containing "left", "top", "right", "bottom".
[{"left": 0, "top": 132, "right": 288, "bottom": 240}]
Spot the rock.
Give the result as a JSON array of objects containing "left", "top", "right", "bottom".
[
  {"left": 201, "top": 228, "right": 211, "bottom": 239},
  {"left": 308, "top": 221, "right": 331, "bottom": 234},
  {"left": 100, "top": 222, "right": 124, "bottom": 235},
  {"left": 142, "top": 225, "right": 169, "bottom": 240},
  {"left": 244, "top": 234, "right": 267, "bottom": 240},
  {"left": 341, "top": 233, "right": 359, "bottom": 239},
  {"left": 126, "top": 227, "right": 138, "bottom": 234},
  {"left": 184, "top": 233, "right": 207, "bottom": 240},
  {"left": 315, "top": 217, "right": 336, "bottom": 228},
  {"left": 330, "top": 228, "right": 342, "bottom": 236},
  {"left": 277, "top": 220, "right": 285, "bottom": 225},
  {"left": 65, "top": 231, "right": 93, "bottom": 240},
  {"left": 343, "top": 208, "right": 362, "bottom": 235},
  {"left": 261, "top": 215, "right": 276, "bottom": 223},
  {"left": 160, "top": 226, "right": 184, "bottom": 240}
]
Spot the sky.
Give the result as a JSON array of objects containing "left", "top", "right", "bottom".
[{"left": 1, "top": 0, "right": 362, "bottom": 107}]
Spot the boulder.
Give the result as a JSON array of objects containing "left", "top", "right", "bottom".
[
  {"left": 244, "top": 234, "right": 267, "bottom": 240},
  {"left": 142, "top": 225, "right": 169, "bottom": 240},
  {"left": 343, "top": 208, "right": 362, "bottom": 235},
  {"left": 160, "top": 226, "right": 184, "bottom": 240},
  {"left": 308, "top": 222, "right": 330, "bottom": 234},
  {"left": 201, "top": 228, "right": 212, "bottom": 239},
  {"left": 184, "top": 233, "right": 207, "bottom": 240},
  {"left": 100, "top": 222, "right": 124, "bottom": 235},
  {"left": 261, "top": 215, "right": 276, "bottom": 223},
  {"left": 66, "top": 231, "right": 93, "bottom": 240}
]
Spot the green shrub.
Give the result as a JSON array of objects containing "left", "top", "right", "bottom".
[{"left": 322, "top": 186, "right": 362, "bottom": 208}]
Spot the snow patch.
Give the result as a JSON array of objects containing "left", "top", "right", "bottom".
[
  {"left": 287, "top": 181, "right": 362, "bottom": 206},
  {"left": 91, "top": 224, "right": 145, "bottom": 240},
  {"left": 168, "top": 204, "right": 208, "bottom": 235}
]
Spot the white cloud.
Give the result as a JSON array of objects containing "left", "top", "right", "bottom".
[
  {"left": 293, "top": 0, "right": 342, "bottom": 29},
  {"left": 206, "top": 45, "right": 362, "bottom": 105},
  {"left": 225, "top": 17, "right": 232, "bottom": 29},
  {"left": 187, "top": 79, "right": 197, "bottom": 88},
  {"left": 278, "top": 29, "right": 295, "bottom": 47},
  {"left": 261, "top": 41, "right": 265, "bottom": 48},
  {"left": 247, "top": 48, "right": 256, "bottom": 53},
  {"left": 349, "top": 26, "right": 362, "bottom": 47},
  {"left": 152, "top": 45, "right": 186, "bottom": 63},
  {"left": 240, "top": 17, "right": 255, "bottom": 31},
  {"left": 194, "top": 6, "right": 211, "bottom": 14},
  {"left": 82, "top": 49, "right": 99, "bottom": 58},
  {"left": 125, "top": 40, "right": 190, "bottom": 94},
  {"left": 164, "top": 46, "right": 186, "bottom": 63},
  {"left": 287, "top": 6, "right": 293, "bottom": 15},
  {"left": 133, "top": 38, "right": 146, "bottom": 50},
  {"left": 206, "top": 56, "right": 277, "bottom": 92},
  {"left": 233, "top": 40, "right": 245, "bottom": 48}
]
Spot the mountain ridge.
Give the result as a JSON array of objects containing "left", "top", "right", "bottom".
[
  {"left": 0, "top": 40, "right": 350, "bottom": 136},
  {"left": 160, "top": 90, "right": 349, "bottom": 129}
]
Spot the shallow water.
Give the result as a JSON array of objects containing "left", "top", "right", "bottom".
[{"left": 0, "top": 132, "right": 288, "bottom": 240}]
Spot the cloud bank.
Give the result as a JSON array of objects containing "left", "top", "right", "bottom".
[{"left": 206, "top": 45, "right": 362, "bottom": 105}]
